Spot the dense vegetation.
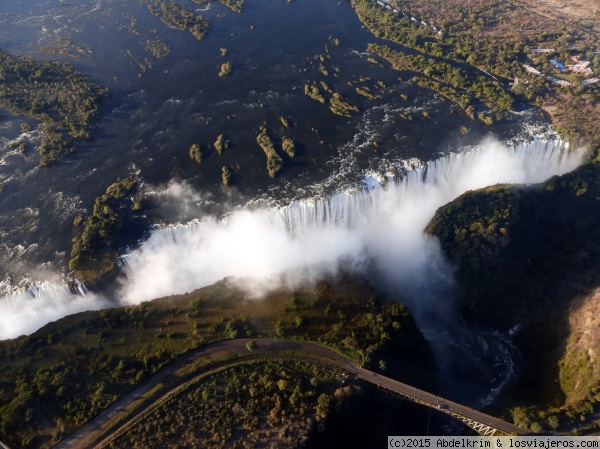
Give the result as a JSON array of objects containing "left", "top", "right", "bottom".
[
  {"left": 144, "top": 0, "right": 210, "bottom": 41},
  {"left": 304, "top": 81, "right": 360, "bottom": 118},
  {"left": 256, "top": 127, "right": 283, "bottom": 177},
  {"left": 218, "top": 0, "right": 244, "bottom": 13},
  {"left": 189, "top": 143, "right": 202, "bottom": 163},
  {"left": 282, "top": 136, "right": 296, "bottom": 157},
  {"left": 143, "top": 39, "right": 170, "bottom": 59},
  {"left": 355, "top": 86, "right": 381, "bottom": 99},
  {"left": 110, "top": 360, "right": 344, "bottom": 449},
  {"left": 368, "top": 43, "right": 512, "bottom": 123},
  {"left": 0, "top": 274, "right": 432, "bottom": 448},
  {"left": 353, "top": 0, "right": 600, "bottom": 146},
  {"left": 221, "top": 166, "right": 231, "bottom": 187},
  {"left": 109, "top": 352, "right": 434, "bottom": 447},
  {"left": 0, "top": 49, "right": 107, "bottom": 166},
  {"left": 219, "top": 61, "right": 232, "bottom": 77},
  {"left": 191, "top": 0, "right": 245, "bottom": 13},
  {"left": 69, "top": 176, "right": 143, "bottom": 282},
  {"left": 353, "top": 0, "right": 523, "bottom": 78},
  {"left": 304, "top": 84, "right": 326, "bottom": 104},
  {"left": 214, "top": 134, "right": 229, "bottom": 155},
  {"left": 427, "top": 160, "right": 600, "bottom": 428},
  {"left": 427, "top": 161, "right": 600, "bottom": 326},
  {"left": 329, "top": 92, "right": 359, "bottom": 117}
]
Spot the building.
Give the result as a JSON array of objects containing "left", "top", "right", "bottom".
[
  {"left": 582, "top": 77, "right": 600, "bottom": 86},
  {"left": 568, "top": 60, "right": 593, "bottom": 75},
  {"left": 523, "top": 64, "right": 544, "bottom": 76},
  {"left": 548, "top": 77, "right": 574, "bottom": 87}
]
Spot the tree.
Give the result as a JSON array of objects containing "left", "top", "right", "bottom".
[
  {"left": 547, "top": 415, "right": 559, "bottom": 433},
  {"left": 219, "top": 62, "right": 232, "bottom": 77},
  {"left": 190, "top": 297, "right": 203, "bottom": 309},
  {"left": 189, "top": 144, "right": 202, "bottom": 163},
  {"left": 282, "top": 137, "right": 295, "bottom": 157},
  {"left": 221, "top": 166, "right": 231, "bottom": 187},
  {"left": 246, "top": 340, "right": 257, "bottom": 352},
  {"left": 290, "top": 296, "right": 300, "bottom": 309},
  {"left": 530, "top": 422, "right": 543, "bottom": 433},
  {"left": 316, "top": 393, "right": 330, "bottom": 417},
  {"left": 214, "top": 134, "right": 228, "bottom": 155}
]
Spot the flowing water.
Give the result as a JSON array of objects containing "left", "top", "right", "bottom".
[
  {"left": 0, "top": 0, "right": 510, "bottom": 290},
  {"left": 0, "top": 0, "right": 584, "bottom": 425}
]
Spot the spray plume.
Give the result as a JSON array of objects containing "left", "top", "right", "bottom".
[
  {"left": 0, "top": 137, "right": 583, "bottom": 339},
  {"left": 119, "top": 138, "right": 581, "bottom": 314}
]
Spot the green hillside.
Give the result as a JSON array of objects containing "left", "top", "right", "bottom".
[{"left": 427, "top": 159, "right": 600, "bottom": 422}]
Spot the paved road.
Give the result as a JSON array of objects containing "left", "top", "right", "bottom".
[
  {"left": 56, "top": 339, "right": 344, "bottom": 449},
  {"left": 55, "top": 339, "right": 526, "bottom": 448}
]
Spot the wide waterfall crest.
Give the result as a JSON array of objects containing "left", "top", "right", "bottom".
[
  {"left": 118, "top": 137, "right": 580, "bottom": 305},
  {"left": 266, "top": 137, "right": 574, "bottom": 235},
  {"left": 0, "top": 136, "right": 582, "bottom": 338}
]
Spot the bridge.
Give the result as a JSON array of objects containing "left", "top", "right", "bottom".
[
  {"left": 288, "top": 340, "right": 528, "bottom": 436},
  {"left": 353, "top": 366, "right": 525, "bottom": 436},
  {"left": 56, "top": 339, "right": 527, "bottom": 448}
]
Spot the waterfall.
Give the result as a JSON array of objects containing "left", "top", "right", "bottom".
[
  {"left": 0, "top": 136, "right": 583, "bottom": 339},
  {"left": 270, "top": 137, "right": 575, "bottom": 235},
  {"left": 0, "top": 281, "right": 107, "bottom": 340},
  {"left": 119, "top": 136, "right": 581, "bottom": 305}
]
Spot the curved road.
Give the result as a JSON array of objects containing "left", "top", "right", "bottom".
[
  {"left": 56, "top": 339, "right": 526, "bottom": 448},
  {"left": 56, "top": 339, "right": 349, "bottom": 449}
]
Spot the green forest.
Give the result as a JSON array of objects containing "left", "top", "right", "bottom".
[
  {"left": 144, "top": 0, "right": 210, "bottom": 41},
  {"left": 0, "top": 50, "right": 107, "bottom": 166},
  {"left": 69, "top": 176, "right": 143, "bottom": 281},
  {"left": 0, "top": 275, "right": 433, "bottom": 448},
  {"left": 109, "top": 360, "right": 343, "bottom": 449},
  {"left": 353, "top": 0, "right": 600, "bottom": 146}
]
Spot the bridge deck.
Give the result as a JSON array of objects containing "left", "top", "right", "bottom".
[{"left": 353, "top": 367, "right": 527, "bottom": 435}]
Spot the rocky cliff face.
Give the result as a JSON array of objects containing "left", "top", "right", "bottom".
[{"left": 559, "top": 288, "right": 600, "bottom": 408}]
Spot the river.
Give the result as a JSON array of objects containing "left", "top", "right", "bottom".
[{"left": 0, "top": 0, "right": 577, "bottom": 433}]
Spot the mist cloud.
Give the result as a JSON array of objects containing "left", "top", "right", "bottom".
[
  {"left": 0, "top": 137, "right": 584, "bottom": 339},
  {"left": 119, "top": 137, "right": 583, "bottom": 320},
  {"left": 0, "top": 285, "right": 109, "bottom": 340}
]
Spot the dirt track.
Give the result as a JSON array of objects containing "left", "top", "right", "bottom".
[{"left": 519, "top": 0, "right": 600, "bottom": 24}]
